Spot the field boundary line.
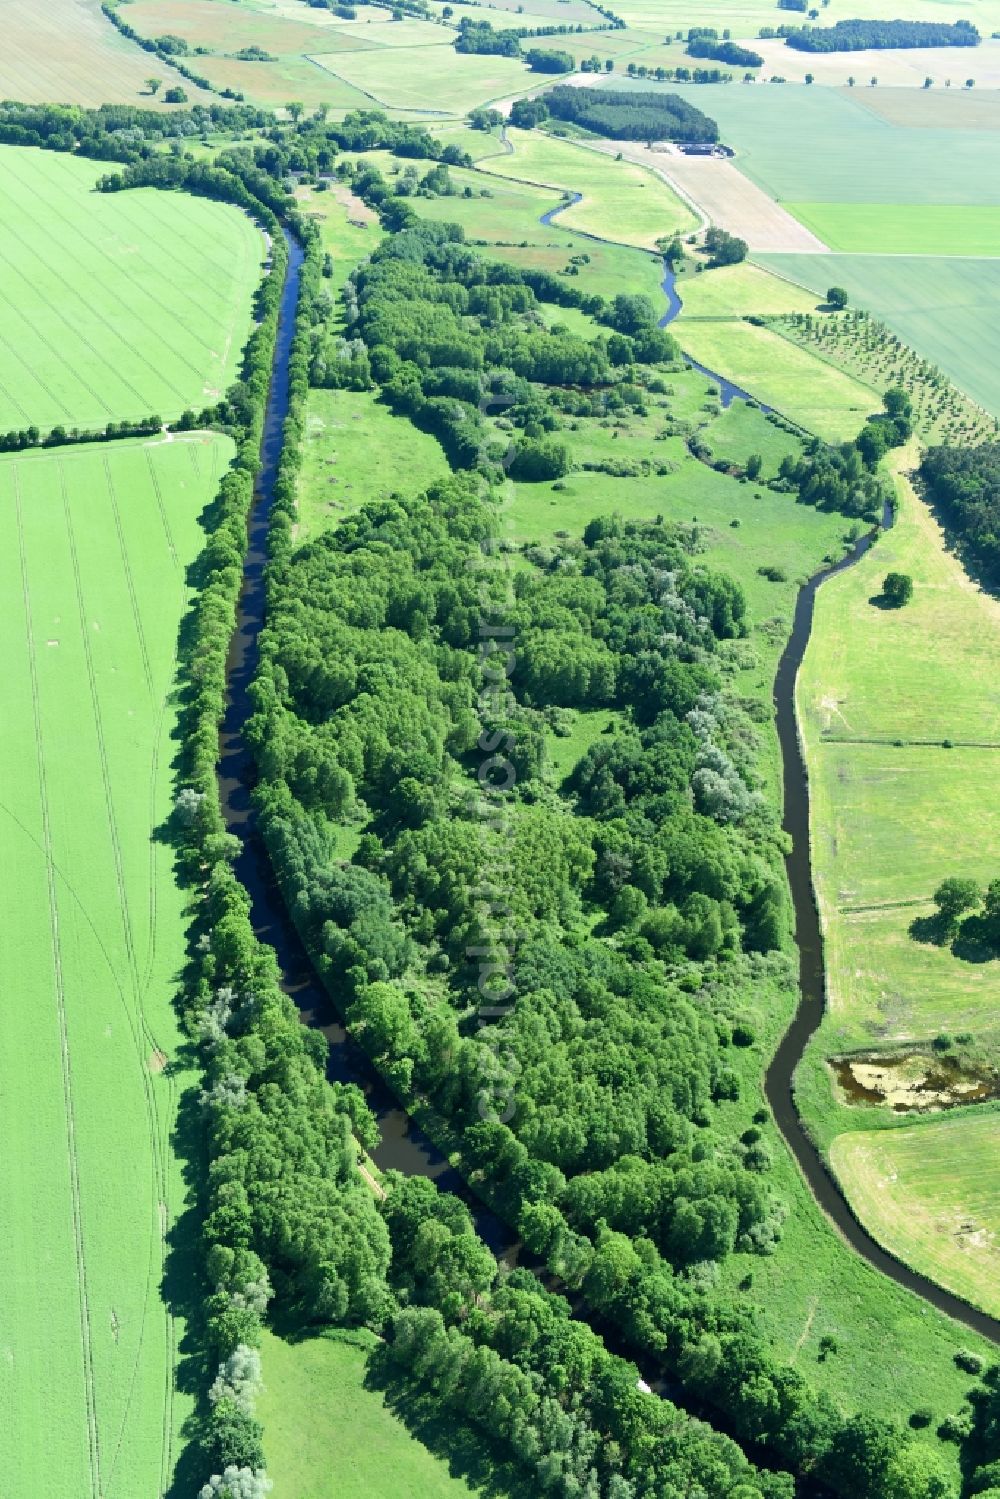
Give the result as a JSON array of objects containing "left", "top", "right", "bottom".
[{"left": 14, "top": 467, "right": 102, "bottom": 1499}]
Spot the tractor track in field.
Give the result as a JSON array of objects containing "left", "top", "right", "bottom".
[
  {"left": 61, "top": 467, "right": 178, "bottom": 1495},
  {"left": 14, "top": 469, "right": 103, "bottom": 1499}
]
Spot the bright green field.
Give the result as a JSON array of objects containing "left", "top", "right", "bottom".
[
  {"left": 760, "top": 251, "right": 1000, "bottom": 419},
  {"left": 0, "top": 145, "right": 261, "bottom": 430},
  {"left": 298, "top": 388, "right": 449, "bottom": 540},
  {"left": 0, "top": 434, "right": 231, "bottom": 1498},
  {"left": 481, "top": 130, "right": 697, "bottom": 249},
  {"left": 785, "top": 202, "right": 1000, "bottom": 257},
  {"left": 831, "top": 1112, "right": 1000, "bottom": 1320},
  {"left": 259, "top": 1328, "right": 486, "bottom": 1498},
  {"left": 678, "top": 261, "right": 820, "bottom": 319},
  {"left": 676, "top": 318, "right": 879, "bottom": 440}
]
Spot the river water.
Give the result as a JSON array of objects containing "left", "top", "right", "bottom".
[{"left": 217, "top": 219, "right": 1000, "bottom": 1422}]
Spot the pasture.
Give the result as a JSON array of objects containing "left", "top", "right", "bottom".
[
  {"left": 481, "top": 130, "right": 697, "bottom": 248},
  {"left": 258, "top": 1328, "right": 488, "bottom": 1498},
  {"left": 799, "top": 460, "right": 1000, "bottom": 1047},
  {"left": 676, "top": 317, "right": 879, "bottom": 439},
  {"left": 678, "top": 260, "right": 819, "bottom": 318},
  {"left": 0, "top": 432, "right": 231, "bottom": 1499},
  {"left": 830, "top": 1113, "right": 1000, "bottom": 1320},
  {"left": 0, "top": 0, "right": 214, "bottom": 107},
  {"left": 298, "top": 389, "right": 449, "bottom": 540},
  {"left": 0, "top": 145, "right": 261, "bottom": 431},
  {"left": 761, "top": 252, "right": 1000, "bottom": 419}
]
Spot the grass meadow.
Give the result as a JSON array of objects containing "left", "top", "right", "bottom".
[
  {"left": 0, "top": 146, "right": 261, "bottom": 431},
  {"left": 309, "top": 46, "right": 529, "bottom": 114},
  {"left": 0, "top": 433, "right": 231, "bottom": 1498},
  {"left": 675, "top": 318, "right": 879, "bottom": 439},
  {"left": 258, "top": 1328, "right": 490, "bottom": 1498},
  {"left": 831, "top": 1113, "right": 1000, "bottom": 1319},
  {"left": 678, "top": 261, "right": 820, "bottom": 319},
  {"left": 761, "top": 252, "right": 1000, "bottom": 419},
  {"left": 481, "top": 130, "right": 697, "bottom": 248},
  {"left": 298, "top": 388, "right": 449, "bottom": 540}
]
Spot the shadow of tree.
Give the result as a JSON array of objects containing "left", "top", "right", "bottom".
[
  {"left": 952, "top": 913, "right": 1000, "bottom": 965},
  {"left": 909, "top": 911, "right": 952, "bottom": 946},
  {"left": 363, "top": 1346, "right": 536, "bottom": 1499}
]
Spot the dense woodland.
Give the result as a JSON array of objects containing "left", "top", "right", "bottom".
[
  {"left": 921, "top": 441, "right": 1000, "bottom": 576},
  {"left": 538, "top": 85, "right": 719, "bottom": 142},
  {"left": 784, "top": 17, "right": 980, "bottom": 51}
]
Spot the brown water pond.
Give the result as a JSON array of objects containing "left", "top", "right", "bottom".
[{"left": 833, "top": 1051, "right": 1000, "bottom": 1112}]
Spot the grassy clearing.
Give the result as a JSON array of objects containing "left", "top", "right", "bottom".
[
  {"left": 295, "top": 180, "right": 383, "bottom": 291},
  {"left": 678, "top": 263, "right": 819, "bottom": 318},
  {"left": 785, "top": 202, "right": 1000, "bottom": 257},
  {"left": 481, "top": 129, "right": 697, "bottom": 248},
  {"left": 258, "top": 1328, "right": 487, "bottom": 1498},
  {"left": 0, "top": 433, "right": 231, "bottom": 1498},
  {"left": 0, "top": 0, "right": 214, "bottom": 106},
  {"left": 675, "top": 318, "right": 879, "bottom": 439},
  {"left": 760, "top": 251, "right": 1000, "bottom": 420},
  {"left": 310, "top": 47, "right": 530, "bottom": 114},
  {"left": 831, "top": 1113, "right": 1000, "bottom": 1319},
  {"left": 297, "top": 388, "right": 449, "bottom": 541},
  {"left": 0, "top": 145, "right": 261, "bottom": 430}
]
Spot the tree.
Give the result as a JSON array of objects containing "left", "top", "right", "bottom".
[
  {"left": 286, "top": 100, "right": 305, "bottom": 121},
  {"left": 826, "top": 286, "right": 848, "bottom": 309},
  {"left": 881, "top": 571, "right": 913, "bottom": 607},
  {"left": 805, "top": 72, "right": 814, "bottom": 83},
  {"left": 933, "top": 876, "right": 981, "bottom": 928},
  {"left": 164, "top": 86, "right": 187, "bottom": 103},
  {"left": 146, "top": 77, "right": 162, "bottom": 96}
]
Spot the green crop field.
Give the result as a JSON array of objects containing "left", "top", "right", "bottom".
[
  {"left": 481, "top": 130, "right": 697, "bottom": 249},
  {"left": 259, "top": 1328, "right": 491, "bottom": 1498},
  {"left": 760, "top": 252, "right": 1000, "bottom": 419},
  {"left": 783, "top": 203, "right": 1000, "bottom": 256},
  {"left": 0, "top": 433, "right": 232, "bottom": 1499},
  {"left": 831, "top": 1112, "right": 1000, "bottom": 1320},
  {"left": 0, "top": 145, "right": 261, "bottom": 431},
  {"left": 298, "top": 388, "right": 449, "bottom": 540},
  {"left": 692, "top": 85, "right": 1000, "bottom": 206}
]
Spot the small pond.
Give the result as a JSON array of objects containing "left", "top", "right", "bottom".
[{"left": 833, "top": 1051, "right": 1000, "bottom": 1112}]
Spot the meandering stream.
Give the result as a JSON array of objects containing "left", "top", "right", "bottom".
[{"left": 217, "top": 224, "right": 1000, "bottom": 1400}]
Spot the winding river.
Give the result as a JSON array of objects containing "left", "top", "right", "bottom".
[{"left": 217, "top": 217, "right": 1000, "bottom": 1442}]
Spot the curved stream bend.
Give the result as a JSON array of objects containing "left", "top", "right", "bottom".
[{"left": 221, "top": 230, "right": 1000, "bottom": 1341}]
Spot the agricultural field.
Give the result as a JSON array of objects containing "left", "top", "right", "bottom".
[
  {"left": 0, "top": 432, "right": 232, "bottom": 1498},
  {"left": 258, "top": 1328, "right": 492, "bottom": 1498},
  {"left": 781, "top": 202, "right": 1000, "bottom": 256},
  {"left": 762, "top": 252, "right": 1000, "bottom": 419},
  {"left": 481, "top": 129, "right": 697, "bottom": 248},
  {"left": 830, "top": 1113, "right": 1000, "bottom": 1321},
  {"left": 752, "top": 36, "right": 1000, "bottom": 87},
  {"left": 678, "top": 259, "right": 820, "bottom": 318},
  {"left": 310, "top": 46, "right": 530, "bottom": 114},
  {"left": 0, "top": 0, "right": 214, "bottom": 107},
  {"left": 297, "top": 388, "right": 449, "bottom": 540},
  {"left": 0, "top": 145, "right": 261, "bottom": 431}
]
